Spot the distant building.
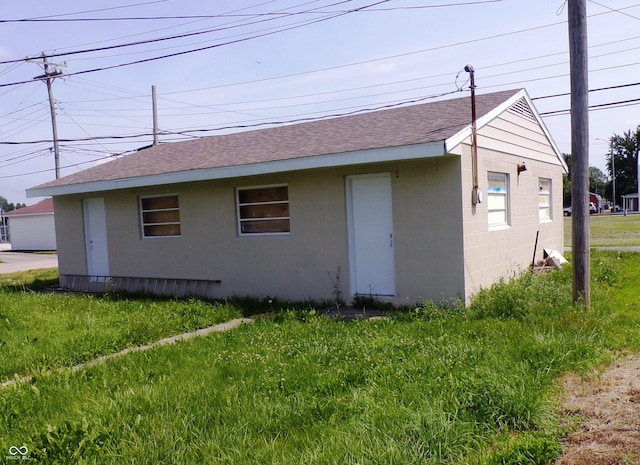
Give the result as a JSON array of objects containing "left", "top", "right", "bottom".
[
  {"left": 589, "top": 192, "right": 603, "bottom": 213},
  {"left": 621, "top": 193, "right": 639, "bottom": 212},
  {"left": 3, "top": 199, "right": 57, "bottom": 251}
]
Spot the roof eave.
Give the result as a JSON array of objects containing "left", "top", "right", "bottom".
[
  {"left": 4, "top": 211, "right": 55, "bottom": 218},
  {"left": 27, "top": 141, "right": 448, "bottom": 198}
]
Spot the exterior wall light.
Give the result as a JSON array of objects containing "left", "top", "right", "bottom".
[{"left": 517, "top": 163, "right": 527, "bottom": 175}]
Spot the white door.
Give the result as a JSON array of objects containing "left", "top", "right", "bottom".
[
  {"left": 83, "top": 198, "right": 109, "bottom": 277},
  {"left": 346, "top": 173, "right": 395, "bottom": 296}
]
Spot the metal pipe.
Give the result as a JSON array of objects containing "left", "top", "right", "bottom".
[{"left": 465, "top": 64, "right": 480, "bottom": 204}]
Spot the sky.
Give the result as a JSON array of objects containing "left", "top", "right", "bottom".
[{"left": 1, "top": 0, "right": 639, "bottom": 205}]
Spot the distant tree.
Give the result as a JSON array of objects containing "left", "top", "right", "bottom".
[
  {"left": 563, "top": 153, "right": 572, "bottom": 180},
  {"left": 589, "top": 166, "right": 607, "bottom": 197},
  {"left": 562, "top": 153, "right": 571, "bottom": 206},
  {"left": 561, "top": 153, "right": 611, "bottom": 206},
  {"left": 608, "top": 127, "right": 640, "bottom": 205},
  {"left": 0, "top": 196, "right": 26, "bottom": 212}
]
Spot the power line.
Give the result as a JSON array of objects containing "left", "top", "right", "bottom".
[
  {"left": 0, "top": 89, "right": 463, "bottom": 146},
  {"left": 588, "top": 0, "right": 640, "bottom": 21},
  {"left": 532, "top": 81, "right": 640, "bottom": 100},
  {"left": 539, "top": 97, "right": 640, "bottom": 117},
  {"left": 1, "top": 1, "right": 637, "bottom": 94},
  {"left": 0, "top": 1, "right": 505, "bottom": 23},
  {"left": 0, "top": 156, "right": 116, "bottom": 179},
  {"left": 7, "top": 1, "right": 170, "bottom": 22},
  {"left": 28, "top": 0, "right": 307, "bottom": 57},
  {"left": 0, "top": 0, "right": 365, "bottom": 65},
  {"left": 2, "top": 71, "right": 640, "bottom": 147},
  {"left": 0, "top": 1, "right": 389, "bottom": 88}
]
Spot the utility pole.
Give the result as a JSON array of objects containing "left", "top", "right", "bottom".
[
  {"left": 152, "top": 85, "right": 159, "bottom": 146},
  {"left": 31, "top": 53, "right": 65, "bottom": 179},
  {"left": 568, "top": 0, "right": 590, "bottom": 308}
]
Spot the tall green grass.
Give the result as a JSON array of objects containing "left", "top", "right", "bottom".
[
  {"left": 0, "top": 251, "right": 638, "bottom": 464},
  {"left": 0, "top": 285, "right": 241, "bottom": 380}
]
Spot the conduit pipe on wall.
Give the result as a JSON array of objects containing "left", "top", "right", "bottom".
[{"left": 465, "top": 64, "right": 482, "bottom": 206}]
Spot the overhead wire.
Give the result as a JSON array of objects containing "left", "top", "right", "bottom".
[
  {"left": 55, "top": 40, "right": 640, "bottom": 124},
  {"left": 0, "top": 156, "right": 114, "bottom": 179},
  {"left": 10, "top": 0, "right": 170, "bottom": 21},
  {"left": 1, "top": 1, "right": 506, "bottom": 23},
  {"left": 28, "top": 0, "right": 291, "bottom": 55},
  {"left": 0, "top": 89, "right": 464, "bottom": 145},
  {"left": 0, "top": 0, "right": 362, "bottom": 65},
  {"left": 0, "top": 1, "right": 390, "bottom": 88},
  {"left": 3, "top": 2, "right": 640, "bottom": 178},
  {"left": 2, "top": 1, "right": 635, "bottom": 96}
]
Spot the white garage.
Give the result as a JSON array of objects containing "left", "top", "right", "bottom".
[{"left": 4, "top": 199, "right": 57, "bottom": 251}]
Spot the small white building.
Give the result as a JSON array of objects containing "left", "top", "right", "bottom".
[
  {"left": 621, "top": 193, "right": 639, "bottom": 212},
  {"left": 4, "top": 199, "right": 57, "bottom": 251},
  {"left": 27, "top": 89, "right": 566, "bottom": 304}
]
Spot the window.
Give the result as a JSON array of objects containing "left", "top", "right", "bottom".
[
  {"left": 487, "top": 172, "right": 509, "bottom": 227},
  {"left": 237, "top": 185, "right": 290, "bottom": 235},
  {"left": 538, "top": 178, "right": 551, "bottom": 221},
  {"left": 140, "top": 195, "right": 181, "bottom": 237}
]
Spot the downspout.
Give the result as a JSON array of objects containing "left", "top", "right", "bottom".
[{"left": 465, "top": 64, "right": 482, "bottom": 205}]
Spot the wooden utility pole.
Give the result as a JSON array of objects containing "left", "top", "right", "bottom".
[
  {"left": 568, "top": 0, "right": 590, "bottom": 308},
  {"left": 152, "top": 85, "right": 159, "bottom": 146},
  {"left": 31, "top": 53, "right": 64, "bottom": 179}
]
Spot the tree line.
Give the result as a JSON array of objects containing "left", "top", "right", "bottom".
[
  {"left": 0, "top": 196, "right": 27, "bottom": 213},
  {"left": 563, "top": 126, "right": 640, "bottom": 208}
]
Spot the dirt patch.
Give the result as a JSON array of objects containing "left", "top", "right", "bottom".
[{"left": 556, "top": 355, "right": 640, "bottom": 465}]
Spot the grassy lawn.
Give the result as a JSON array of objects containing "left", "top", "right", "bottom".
[
  {"left": 564, "top": 213, "right": 640, "bottom": 247},
  {"left": 0, "top": 270, "right": 241, "bottom": 380},
  {"left": 1, "top": 251, "right": 639, "bottom": 464}
]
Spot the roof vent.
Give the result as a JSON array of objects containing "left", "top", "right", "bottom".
[{"left": 508, "top": 98, "right": 536, "bottom": 121}]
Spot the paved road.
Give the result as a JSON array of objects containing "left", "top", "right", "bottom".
[
  {"left": 0, "top": 245, "right": 58, "bottom": 274},
  {"left": 565, "top": 246, "right": 640, "bottom": 253}
]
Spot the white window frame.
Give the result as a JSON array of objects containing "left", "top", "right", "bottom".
[
  {"left": 236, "top": 184, "right": 290, "bottom": 236},
  {"left": 538, "top": 178, "right": 552, "bottom": 221},
  {"left": 487, "top": 172, "right": 509, "bottom": 229},
  {"left": 139, "top": 194, "right": 181, "bottom": 238}
]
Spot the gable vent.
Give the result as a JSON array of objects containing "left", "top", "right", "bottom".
[{"left": 508, "top": 98, "right": 536, "bottom": 121}]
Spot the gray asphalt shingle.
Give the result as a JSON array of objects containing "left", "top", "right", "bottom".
[{"left": 32, "top": 89, "right": 520, "bottom": 190}]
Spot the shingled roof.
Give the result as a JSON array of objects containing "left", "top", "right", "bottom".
[
  {"left": 29, "top": 89, "right": 525, "bottom": 197},
  {"left": 3, "top": 198, "right": 54, "bottom": 216}
]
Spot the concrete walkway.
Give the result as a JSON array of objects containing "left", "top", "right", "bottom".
[
  {"left": 0, "top": 317, "right": 254, "bottom": 389},
  {"left": 0, "top": 243, "right": 58, "bottom": 274}
]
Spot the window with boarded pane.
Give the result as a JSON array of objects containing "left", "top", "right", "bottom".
[
  {"left": 237, "top": 185, "right": 290, "bottom": 235},
  {"left": 538, "top": 178, "right": 551, "bottom": 221},
  {"left": 140, "top": 195, "right": 181, "bottom": 238},
  {"left": 487, "top": 172, "right": 509, "bottom": 228}
]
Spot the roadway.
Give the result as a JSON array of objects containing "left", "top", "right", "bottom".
[{"left": 0, "top": 243, "right": 58, "bottom": 274}]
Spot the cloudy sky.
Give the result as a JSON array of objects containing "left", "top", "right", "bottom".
[{"left": 1, "top": 0, "right": 639, "bottom": 205}]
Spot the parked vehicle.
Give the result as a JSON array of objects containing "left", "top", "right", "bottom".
[{"left": 563, "top": 203, "right": 597, "bottom": 217}]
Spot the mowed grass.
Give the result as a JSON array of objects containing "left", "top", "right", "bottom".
[
  {"left": 564, "top": 213, "right": 640, "bottom": 247},
  {"left": 1, "top": 250, "right": 639, "bottom": 464}
]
